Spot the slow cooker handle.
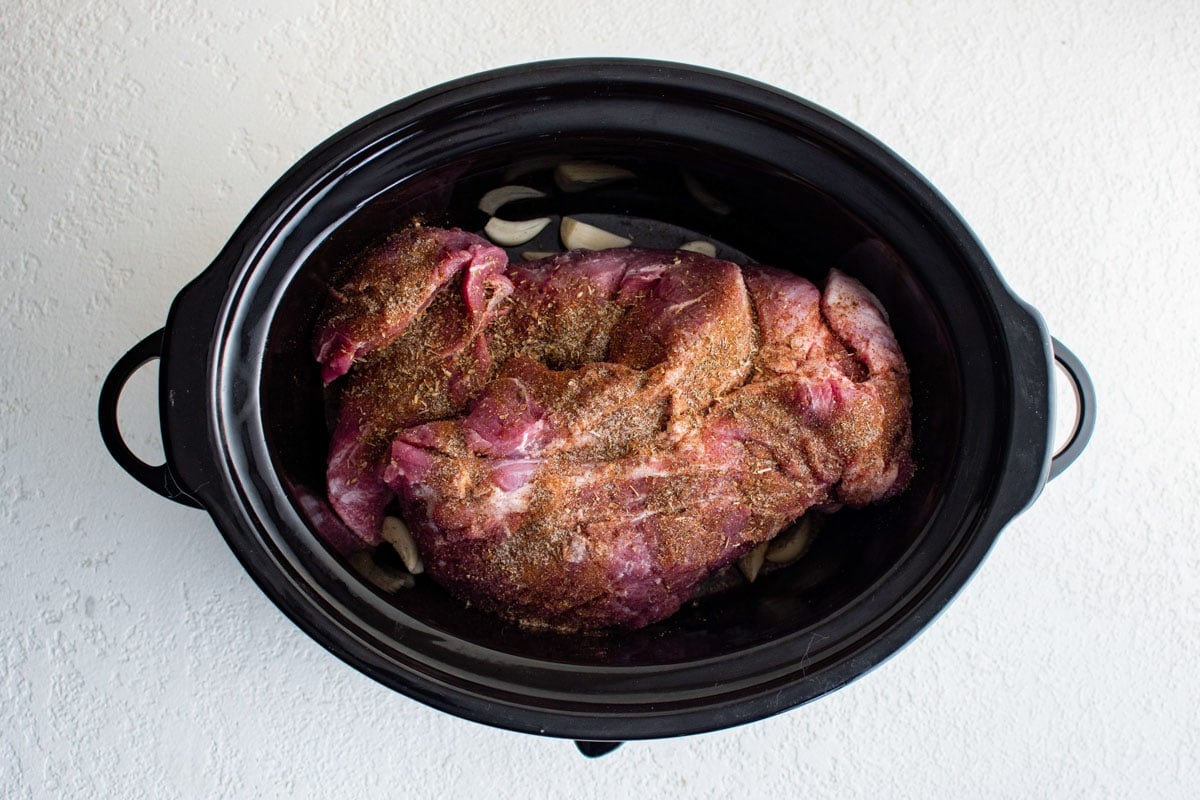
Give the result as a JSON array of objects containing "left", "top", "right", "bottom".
[
  {"left": 1047, "top": 338, "right": 1096, "bottom": 481},
  {"left": 98, "top": 329, "right": 203, "bottom": 508}
]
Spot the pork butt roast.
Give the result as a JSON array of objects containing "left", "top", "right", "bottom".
[{"left": 314, "top": 226, "right": 913, "bottom": 630}]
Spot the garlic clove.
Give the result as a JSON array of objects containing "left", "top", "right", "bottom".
[
  {"left": 738, "top": 541, "right": 769, "bottom": 583},
  {"left": 478, "top": 184, "right": 547, "bottom": 215},
  {"left": 381, "top": 515, "right": 424, "bottom": 574},
  {"left": 521, "top": 251, "right": 559, "bottom": 261},
  {"left": 554, "top": 161, "right": 636, "bottom": 192},
  {"left": 560, "top": 217, "right": 632, "bottom": 250},
  {"left": 346, "top": 551, "right": 416, "bottom": 592},
  {"left": 679, "top": 240, "right": 717, "bottom": 257},
  {"left": 766, "top": 516, "right": 817, "bottom": 564},
  {"left": 484, "top": 216, "right": 552, "bottom": 246},
  {"left": 682, "top": 171, "right": 732, "bottom": 216}
]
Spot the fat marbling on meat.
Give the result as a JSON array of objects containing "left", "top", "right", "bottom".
[{"left": 314, "top": 226, "right": 913, "bottom": 630}]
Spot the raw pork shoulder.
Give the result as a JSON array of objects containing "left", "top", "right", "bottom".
[{"left": 315, "top": 226, "right": 913, "bottom": 630}]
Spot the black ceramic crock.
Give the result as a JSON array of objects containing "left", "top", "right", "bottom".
[{"left": 98, "top": 59, "right": 1095, "bottom": 754}]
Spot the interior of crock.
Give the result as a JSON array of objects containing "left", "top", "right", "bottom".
[{"left": 260, "top": 139, "right": 961, "bottom": 666}]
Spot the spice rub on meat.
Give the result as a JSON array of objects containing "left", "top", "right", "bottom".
[{"left": 315, "top": 225, "right": 914, "bottom": 630}]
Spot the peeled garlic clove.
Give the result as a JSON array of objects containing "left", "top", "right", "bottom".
[
  {"left": 478, "top": 184, "right": 547, "bottom": 215},
  {"left": 560, "top": 217, "right": 632, "bottom": 250},
  {"left": 766, "top": 516, "right": 817, "bottom": 564},
  {"left": 521, "top": 251, "right": 559, "bottom": 261},
  {"left": 682, "top": 172, "right": 732, "bottom": 216},
  {"left": 554, "top": 161, "right": 636, "bottom": 192},
  {"left": 738, "top": 541, "right": 769, "bottom": 583},
  {"left": 381, "top": 515, "right": 424, "bottom": 574},
  {"left": 484, "top": 216, "right": 552, "bottom": 246},
  {"left": 346, "top": 551, "right": 416, "bottom": 592},
  {"left": 679, "top": 240, "right": 717, "bottom": 257}
]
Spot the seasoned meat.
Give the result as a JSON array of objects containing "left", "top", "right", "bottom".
[
  {"left": 314, "top": 226, "right": 509, "bottom": 385},
  {"left": 317, "top": 227, "right": 510, "bottom": 542},
  {"left": 316, "top": 227, "right": 913, "bottom": 630}
]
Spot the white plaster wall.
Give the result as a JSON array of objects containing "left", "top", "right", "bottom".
[{"left": 2, "top": 1, "right": 1197, "bottom": 796}]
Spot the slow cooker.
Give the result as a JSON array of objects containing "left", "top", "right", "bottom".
[{"left": 98, "top": 60, "right": 1095, "bottom": 756}]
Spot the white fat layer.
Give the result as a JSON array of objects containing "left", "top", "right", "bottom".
[
  {"left": 565, "top": 536, "right": 588, "bottom": 563},
  {"left": 665, "top": 295, "right": 703, "bottom": 315},
  {"left": 514, "top": 419, "right": 546, "bottom": 454},
  {"left": 626, "top": 461, "right": 671, "bottom": 480},
  {"left": 487, "top": 482, "right": 533, "bottom": 517}
]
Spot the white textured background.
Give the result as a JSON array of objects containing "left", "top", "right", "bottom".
[{"left": 3, "top": 1, "right": 1197, "bottom": 797}]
